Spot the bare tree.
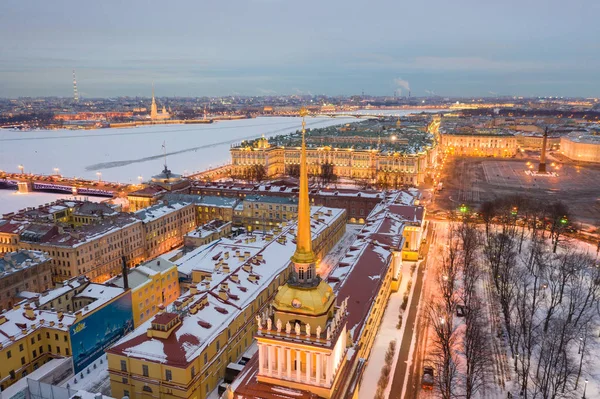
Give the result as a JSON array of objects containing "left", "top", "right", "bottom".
[
  {"left": 462, "top": 297, "right": 490, "bottom": 399},
  {"left": 457, "top": 220, "right": 482, "bottom": 311},
  {"left": 428, "top": 303, "right": 459, "bottom": 399}
]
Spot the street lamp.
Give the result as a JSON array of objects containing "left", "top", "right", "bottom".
[
  {"left": 96, "top": 172, "right": 102, "bottom": 182},
  {"left": 583, "top": 379, "right": 588, "bottom": 398},
  {"left": 18, "top": 165, "right": 24, "bottom": 174}
]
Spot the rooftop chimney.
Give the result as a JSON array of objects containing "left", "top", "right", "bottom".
[{"left": 121, "top": 256, "right": 129, "bottom": 290}]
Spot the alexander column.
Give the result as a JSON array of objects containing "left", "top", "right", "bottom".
[{"left": 538, "top": 127, "right": 549, "bottom": 173}]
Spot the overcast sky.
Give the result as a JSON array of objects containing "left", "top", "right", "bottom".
[{"left": 1, "top": 0, "right": 599, "bottom": 98}]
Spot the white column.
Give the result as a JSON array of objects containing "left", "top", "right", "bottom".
[
  {"left": 277, "top": 347, "right": 283, "bottom": 378},
  {"left": 286, "top": 349, "right": 292, "bottom": 379},
  {"left": 296, "top": 350, "right": 302, "bottom": 381},
  {"left": 316, "top": 353, "right": 322, "bottom": 385},
  {"left": 306, "top": 351, "right": 312, "bottom": 383},
  {"left": 258, "top": 344, "right": 265, "bottom": 374},
  {"left": 326, "top": 355, "right": 332, "bottom": 385},
  {"left": 268, "top": 346, "right": 274, "bottom": 376}
]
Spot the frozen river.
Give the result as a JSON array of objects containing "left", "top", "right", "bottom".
[{"left": 0, "top": 116, "right": 359, "bottom": 184}]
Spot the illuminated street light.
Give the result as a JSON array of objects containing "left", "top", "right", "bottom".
[
  {"left": 459, "top": 204, "right": 468, "bottom": 214},
  {"left": 138, "top": 175, "right": 143, "bottom": 184},
  {"left": 18, "top": 165, "right": 24, "bottom": 174},
  {"left": 391, "top": 135, "right": 397, "bottom": 142}
]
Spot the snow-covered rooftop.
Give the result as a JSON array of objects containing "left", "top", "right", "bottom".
[
  {"left": 134, "top": 200, "right": 192, "bottom": 223},
  {"left": 0, "top": 250, "right": 50, "bottom": 277},
  {"left": 107, "top": 205, "right": 346, "bottom": 368}
]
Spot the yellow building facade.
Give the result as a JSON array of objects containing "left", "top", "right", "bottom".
[
  {"left": 560, "top": 134, "right": 600, "bottom": 163},
  {"left": 230, "top": 138, "right": 438, "bottom": 185},
  {"left": 135, "top": 202, "right": 196, "bottom": 260},
  {"left": 109, "top": 258, "right": 181, "bottom": 328},
  {"left": 0, "top": 304, "right": 74, "bottom": 391},
  {"left": 440, "top": 132, "right": 518, "bottom": 157}
]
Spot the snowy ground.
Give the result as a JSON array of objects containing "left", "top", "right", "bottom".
[
  {"left": 358, "top": 260, "right": 418, "bottom": 399},
  {"left": 60, "top": 354, "right": 111, "bottom": 396},
  {"left": 0, "top": 190, "right": 105, "bottom": 215},
  {"left": 0, "top": 117, "right": 355, "bottom": 183}
]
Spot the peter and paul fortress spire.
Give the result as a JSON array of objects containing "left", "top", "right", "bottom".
[{"left": 150, "top": 83, "right": 158, "bottom": 120}]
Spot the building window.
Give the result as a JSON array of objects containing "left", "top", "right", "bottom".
[
  {"left": 7, "top": 350, "right": 11, "bottom": 359},
  {"left": 166, "top": 369, "right": 172, "bottom": 381},
  {"left": 142, "top": 365, "right": 149, "bottom": 377},
  {"left": 21, "top": 357, "right": 26, "bottom": 365},
  {"left": 123, "top": 389, "right": 130, "bottom": 397},
  {"left": 142, "top": 386, "right": 152, "bottom": 393},
  {"left": 121, "top": 360, "right": 127, "bottom": 371},
  {"left": 19, "top": 344, "right": 23, "bottom": 352},
  {"left": 191, "top": 366, "right": 196, "bottom": 378}
]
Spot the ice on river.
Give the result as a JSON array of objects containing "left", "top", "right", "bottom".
[{"left": 0, "top": 116, "right": 356, "bottom": 183}]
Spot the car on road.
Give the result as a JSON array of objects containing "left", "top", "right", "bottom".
[{"left": 422, "top": 366, "right": 434, "bottom": 390}]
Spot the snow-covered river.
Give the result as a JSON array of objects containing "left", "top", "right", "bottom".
[{"left": 0, "top": 116, "right": 359, "bottom": 184}]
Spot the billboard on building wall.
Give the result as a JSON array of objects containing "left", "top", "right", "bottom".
[{"left": 69, "top": 292, "right": 134, "bottom": 373}]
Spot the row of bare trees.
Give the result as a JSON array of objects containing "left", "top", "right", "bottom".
[
  {"left": 479, "top": 195, "right": 573, "bottom": 253},
  {"left": 428, "top": 221, "right": 490, "bottom": 399},
  {"left": 482, "top": 196, "right": 600, "bottom": 398}
]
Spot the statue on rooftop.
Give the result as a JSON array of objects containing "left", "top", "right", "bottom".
[
  {"left": 286, "top": 321, "right": 292, "bottom": 334},
  {"left": 316, "top": 325, "right": 322, "bottom": 339},
  {"left": 256, "top": 315, "right": 262, "bottom": 330},
  {"left": 295, "top": 322, "right": 301, "bottom": 336},
  {"left": 276, "top": 319, "right": 282, "bottom": 333},
  {"left": 267, "top": 318, "right": 272, "bottom": 331},
  {"left": 306, "top": 323, "right": 311, "bottom": 337}
]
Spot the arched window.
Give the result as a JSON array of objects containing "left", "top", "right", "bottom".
[
  {"left": 143, "top": 386, "right": 153, "bottom": 393},
  {"left": 298, "top": 268, "right": 305, "bottom": 280},
  {"left": 307, "top": 267, "right": 312, "bottom": 280}
]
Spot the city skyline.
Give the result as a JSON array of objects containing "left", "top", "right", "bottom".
[{"left": 1, "top": 0, "right": 600, "bottom": 98}]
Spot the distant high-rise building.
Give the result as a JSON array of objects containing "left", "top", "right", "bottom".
[{"left": 72, "top": 69, "right": 79, "bottom": 102}]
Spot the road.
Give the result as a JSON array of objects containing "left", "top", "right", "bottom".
[{"left": 388, "top": 222, "right": 436, "bottom": 399}]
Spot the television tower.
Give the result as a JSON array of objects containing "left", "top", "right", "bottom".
[{"left": 73, "top": 70, "right": 79, "bottom": 102}]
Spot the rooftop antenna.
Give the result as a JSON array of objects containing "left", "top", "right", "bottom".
[
  {"left": 73, "top": 70, "right": 79, "bottom": 102},
  {"left": 161, "top": 141, "right": 168, "bottom": 171}
]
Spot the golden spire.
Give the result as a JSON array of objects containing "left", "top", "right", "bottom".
[
  {"left": 151, "top": 83, "right": 158, "bottom": 120},
  {"left": 291, "top": 107, "right": 316, "bottom": 266}
]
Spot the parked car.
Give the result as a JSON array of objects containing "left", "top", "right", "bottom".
[{"left": 422, "top": 366, "right": 434, "bottom": 390}]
